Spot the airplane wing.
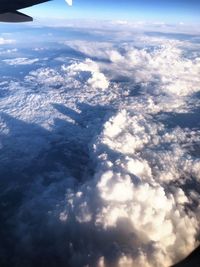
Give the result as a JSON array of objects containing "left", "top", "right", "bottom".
[{"left": 0, "top": 0, "right": 72, "bottom": 22}]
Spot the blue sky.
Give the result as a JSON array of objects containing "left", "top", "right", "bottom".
[{"left": 23, "top": 0, "right": 200, "bottom": 23}]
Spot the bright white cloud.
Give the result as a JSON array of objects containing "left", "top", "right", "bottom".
[
  {"left": 64, "top": 37, "right": 200, "bottom": 98},
  {"left": 59, "top": 106, "right": 199, "bottom": 266},
  {"left": 56, "top": 35, "right": 200, "bottom": 266},
  {"left": 107, "top": 44, "right": 200, "bottom": 97},
  {"left": 64, "top": 58, "right": 110, "bottom": 90}
]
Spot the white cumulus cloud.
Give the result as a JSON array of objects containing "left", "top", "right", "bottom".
[
  {"left": 64, "top": 58, "right": 110, "bottom": 90},
  {"left": 3, "top": 57, "right": 39, "bottom": 65},
  {"left": 0, "top": 37, "right": 15, "bottom": 45}
]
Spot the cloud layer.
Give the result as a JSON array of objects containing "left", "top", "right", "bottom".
[{"left": 0, "top": 27, "right": 200, "bottom": 267}]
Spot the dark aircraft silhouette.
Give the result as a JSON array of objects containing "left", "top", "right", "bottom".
[{"left": 0, "top": 0, "right": 72, "bottom": 22}]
